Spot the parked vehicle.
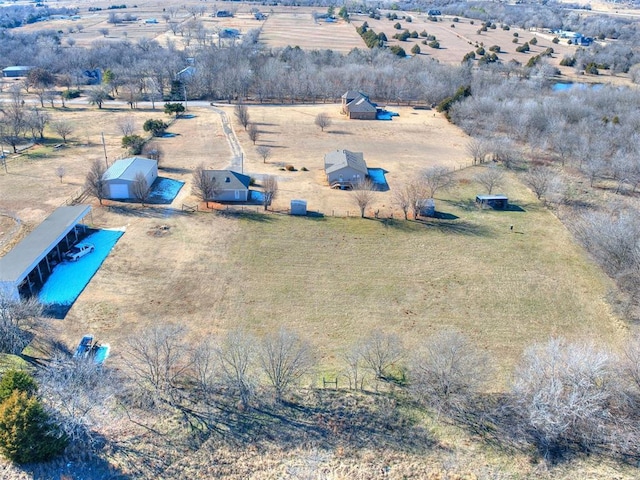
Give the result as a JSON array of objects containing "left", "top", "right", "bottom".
[{"left": 64, "top": 242, "right": 94, "bottom": 261}]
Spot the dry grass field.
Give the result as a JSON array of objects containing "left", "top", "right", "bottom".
[
  {"left": 259, "top": 8, "right": 365, "bottom": 53},
  {"left": 0, "top": 101, "right": 625, "bottom": 385}
]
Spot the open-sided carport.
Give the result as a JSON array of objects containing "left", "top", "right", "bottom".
[{"left": 0, "top": 205, "right": 91, "bottom": 299}]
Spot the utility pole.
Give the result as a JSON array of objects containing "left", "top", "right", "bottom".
[
  {"left": 101, "top": 132, "right": 108, "bottom": 168},
  {"left": 183, "top": 85, "right": 188, "bottom": 112}
]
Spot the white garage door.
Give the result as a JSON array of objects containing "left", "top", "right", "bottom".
[{"left": 109, "top": 183, "right": 129, "bottom": 199}]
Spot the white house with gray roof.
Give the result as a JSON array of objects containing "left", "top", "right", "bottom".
[{"left": 103, "top": 157, "right": 158, "bottom": 199}]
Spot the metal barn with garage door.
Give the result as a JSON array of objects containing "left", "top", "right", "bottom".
[{"left": 103, "top": 157, "right": 158, "bottom": 199}]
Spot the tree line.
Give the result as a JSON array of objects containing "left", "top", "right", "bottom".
[{"left": 2, "top": 291, "right": 640, "bottom": 469}]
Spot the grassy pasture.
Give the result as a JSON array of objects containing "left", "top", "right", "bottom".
[{"left": 216, "top": 172, "right": 622, "bottom": 382}]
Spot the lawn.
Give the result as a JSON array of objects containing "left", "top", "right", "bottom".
[{"left": 218, "top": 173, "right": 621, "bottom": 382}]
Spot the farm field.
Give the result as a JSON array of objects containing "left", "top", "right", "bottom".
[{"left": 0, "top": 99, "right": 624, "bottom": 382}]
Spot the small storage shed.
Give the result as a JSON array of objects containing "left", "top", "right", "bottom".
[
  {"left": 290, "top": 200, "right": 307, "bottom": 216},
  {"left": 420, "top": 198, "right": 436, "bottom": 217},
  {"left": 476, "top": 194, "right": 508, "bottom": 210},
  {"left": 103, "top": 157, "right": 158, "bottom": 199}
]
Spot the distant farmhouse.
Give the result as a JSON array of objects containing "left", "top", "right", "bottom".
[
  {"left": 324, "top": 149, "right": 368, "bottom": 188},
  {"left": 215, "top": 10, "right": 234, "bottom": 17},
  {"left": 341, "top": 91, "right": 377, "bottom": 120},
  {"left": 2, "top": 66, "right": 33, "bottom": 78},
  {"left": 205, "top": 170, "right": 251, "bottom": 202},
  {"left": 103, "top": 157, "right": 158, "bottom": 199}
]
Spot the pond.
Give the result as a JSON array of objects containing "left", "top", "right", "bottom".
[{"left": 552, "top": 82, "right": 603, "bottom": 92}]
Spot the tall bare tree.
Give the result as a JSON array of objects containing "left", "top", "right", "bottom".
[
  {"left": 217, "top": 330, "right": 256, "bottom": 407},
  {"left": 192, "top": 164, "right": 219, "bottom": 208},
  {"left": 474, "top": 164, "right": 505, "bottom": 194},
  {"left": 352, "top": 178, "right": 376, "bottom": 218},
  {"left": 256, "top": 145, "right": 272, "bottom": 163},
  {"left": 132, "top": 172, "right": 151, "bottom": 206},
  {"left": 116, "top": 116, "right": 136, "bottom": 137},
  {"left": 0, "top": 293, "right": 43, "bottom": 355},
  {"left": 466, "top": 138, "right": 488, "bottom": 165},
  {"left": 524, "top": 165, "right": 554, "bottom": 201},
  {"left": 410, "top": 330, "right": 490, "bottom": 408},
  {"left": 511, "top": 337, "right": 615, "bottom": 460},
  {"left": 259, "top": 328, "right": 314, "bottom": 401},
  {"left": 52, "top": 120, "right": 74, "bottom": 144},
  {"left": 262, "top": 174, "right": 278, "bottom": 211},
  {"left": 0, "top": 88, "right": 27, "bottom": 153},
  {"left": 85, "top": 159, "right": 107, "bottom": 205},
  {"left": 247, "top": 122, "right": 259, "bottom": 145},
  {"left": 126, "top": 324, "right": 191, "bottom": 398},
  {"left": 423, "top": 165, "right": 455, "bottom": 198},
  {"left": 55, "top": 166, "right": 65, "bottom": 183},
  {"left": 234, "top": 103, "right": 250, "bottom": 130},
  {"left": 314, "top": 112, "right": 332, "bottom": 132},
  {"left": 359, "top": 330, "right": 405, "bottom": 382}
]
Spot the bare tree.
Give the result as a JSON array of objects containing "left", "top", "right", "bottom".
[
  {"left": 116, "top": 116, "right": 136, "bottom": 137},
  {"left": 126, "top": 324, "right": 191, "bottom": 398},
  {"left": 352, "top": 178, "right": 376, "bottom": 218},
  {"left": 410, "top": 330, "right": 490, "bottom": 408},
  {"left": 87, "top": 87, "right": 110, "bottom": 109},
  {"left": 217, "top": 330, "right": 256, "bottom": 407},
  {"left": 623, "top": 333, "right": 640, "bottom": 394},
  {"left": 314, "top": 112, "right": 332, "bottom": 132},
  {"left": 511, "top": 337, "right": 615, "bottom": 460},
  {"left": 523, "top": 166, "right": 554, "bottom": 201},
  {"left": 85, "top": 159, "right": 107, "bottom": 205},
  {"left": 406, "top": 180, "right": 429, "bottom": 220},
  {"left": 55, "top": 166, "right": 65, "bottom": 183},
  {"left": 38, "top": 357, "right": 117, "bottom": 446},
  {"left": 234, "top": 103, "right": 250, "bottom": 130},
  {"left": 143, "top": 142, "right": 163, "bottom": 166},
  {"left": 256, "top": 145, "right": 272, "bottom": 163},
  {"left": 192, "top": 163, "right": 219, "bottom": 208},
  {"left": 392, "top": 186, "right": 411, "bottom": 220},
  {"left": 52, "top": 120, "right": 73, "bottom": 144},
  {"left": 0, "top": 293, "right": 43, "bottom": 355},
  {"left": 466, "top": 138, "right": 488, "bottom": 164},
  {"left": 0, "top": 88, "right": 27, "bottom": 153},
  {"left": 474, "top": 164, "right": 505, "bottom": 194},
  {"left": 262, "top": 174, "right": 278, "bottom": 210},
  {"left": 359, "top": 330, "right": 405, "bottom": 382},
  {"left": 259, "top": 328, "right": 314, "bottom": 401},
  {"left": 423, "top": 165, "right": 455, "bottom": 198},
  {"left": 25, "top": 108, "right": 49, "bottom": 141},
  {"left": 132, "top": 172, "right": 151, "bottom": 206},
  {"left": 98, "top": 28, "right": 109, "bottom": 37},
  {"left": 247, "top": 123, "right": 259, "bottom": 145},
  {"left": 342, "top": 344, "right": 367, "bottom": 391}
]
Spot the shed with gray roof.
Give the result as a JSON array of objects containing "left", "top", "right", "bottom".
[
  {"left": 0, "top": 205, "right": 91, "bottom": 300},
  {"left": 103, "top": 157, "right": 158, "bottom": 199}
]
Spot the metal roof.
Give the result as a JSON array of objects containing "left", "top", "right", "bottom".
[
  {"left": 2, "top": 66, "right": 33, "bottom": 72},
  {"left": 324, "top": 150, "right": 368, "bottom": 175},
  {"left": 205, "top": 170, "right": 251, "bottom": 190},
  {"left": 103, "top": 157, "right": 157, "bottom": 182},
  {"left": 0, "top": 205, "right": 91, "bottom": 286},
  {"left": 476, "top": 195, "right": 508, "bottom": 200}
]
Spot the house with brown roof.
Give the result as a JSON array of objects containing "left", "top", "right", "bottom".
[{"left": 341, "top": 91, "right": 378, "bottom": 120}]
